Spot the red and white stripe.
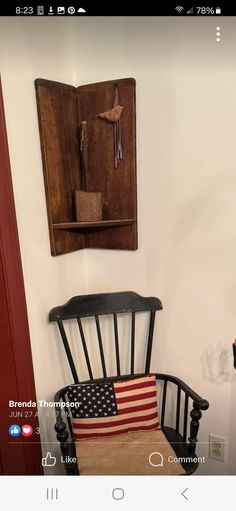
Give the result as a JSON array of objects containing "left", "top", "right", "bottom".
[{"left": 73, "top": 375, "right": 160, "bottom": 441}]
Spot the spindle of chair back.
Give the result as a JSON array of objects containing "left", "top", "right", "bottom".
[{"left": 49, "top": 292, "right": 162, "bottom": 383}]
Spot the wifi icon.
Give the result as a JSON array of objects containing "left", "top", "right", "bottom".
[{"left": 175, "top": 6, "right": 184, "bottom": 13}]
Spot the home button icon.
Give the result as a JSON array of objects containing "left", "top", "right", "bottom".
[{"left": 112, "top": 488, "right": 125, "bottom": 500}]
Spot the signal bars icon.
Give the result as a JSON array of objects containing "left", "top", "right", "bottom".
[{"left": 175, "top": 6, "right": 184, "bottom": 13}]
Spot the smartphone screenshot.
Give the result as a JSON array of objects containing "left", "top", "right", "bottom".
[{"left": 0, "top": 3, "right": 235, "bottom": 509}]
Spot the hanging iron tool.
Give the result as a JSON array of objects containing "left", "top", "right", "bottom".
[
  {"left": 114, "top": 86, "right": 123, "bottom": 168},
  {"left": 98, "top": 85, "right": 124, "bottom": 169},
  {"left": 80, "top": 120, "right": 89, "bottom": 190}
]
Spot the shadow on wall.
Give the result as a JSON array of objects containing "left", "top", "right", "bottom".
[{"left": 202, "top": 342, "right": 236, "bottom": 383}]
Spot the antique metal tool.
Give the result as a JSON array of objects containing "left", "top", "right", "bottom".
[
  {"left": 74, "top": 120, "right": 102, "bottom": 222},
  {"left": 80, "top": 120, "right": 89, "bottom": 190},
  {"left": 98, "top": 85, "right": 124, "bottom": 168},
  {"left": 114, "top": 86, "right": 123, "bottom": 168}
]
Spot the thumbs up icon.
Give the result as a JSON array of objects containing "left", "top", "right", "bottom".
[
  {"left": 9, "top": 424, "right": 21, "bottom": 437},
  {"left": 42, "top": 452, "right": 57, "bottom": 467}
]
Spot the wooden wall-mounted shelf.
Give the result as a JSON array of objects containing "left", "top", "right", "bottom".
[
  {"left": 53, "top": 219, "right": 135, "bottom": 230},
  {"left": 35, "top": 78, "right": 137, "bottom": 256}
]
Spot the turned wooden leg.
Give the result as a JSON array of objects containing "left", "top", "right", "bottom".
[
  {"left": 54, "top": 420, "right": 69, "bottom": 459},
  {"left": 188, "top": 402, "right": 202, "bottom": 456},
  {"left": 54, "top": 421, "right": 79, "bottom": 475}
]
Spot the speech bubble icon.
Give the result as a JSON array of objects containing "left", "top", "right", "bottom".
[{"left": 148, "top": 451, "right": 164, "bottom": 467}]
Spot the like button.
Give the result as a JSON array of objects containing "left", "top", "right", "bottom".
[{"left": 42, "top": 452, "right": 57, "bottom": 467}]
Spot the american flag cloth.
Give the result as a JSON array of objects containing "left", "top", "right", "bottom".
[{"left": 67, "top": 375, "right": 160, "bottom": 441}]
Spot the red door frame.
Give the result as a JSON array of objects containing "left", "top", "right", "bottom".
[{"left": 0, "top": 77, "right": 43, "bottom": 474}]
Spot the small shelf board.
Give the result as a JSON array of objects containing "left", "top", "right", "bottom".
[
  {"left": 35, "top": 77, "right": 137, "bottom": 256},
  {"left": 53, "top": 219, "right": 135, "bottom": 230}
]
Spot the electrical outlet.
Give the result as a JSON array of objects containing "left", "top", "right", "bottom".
[{"left": 209, "top": 434, "right": 226, "bottom": 462}]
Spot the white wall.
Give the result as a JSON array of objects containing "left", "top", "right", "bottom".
[
  {"left": 0, "top": 16, "right": 236, "bottom": 475},
  {"left": 73, "top": 17, "right": 236, "bottom": 475}
]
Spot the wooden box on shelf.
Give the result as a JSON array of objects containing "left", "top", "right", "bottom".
[
  {"left": 75, "top": 191, "right": 102, "bottom": 222},
  {"left": 35, "top": 77, "right": 137, "bottom": 256}
]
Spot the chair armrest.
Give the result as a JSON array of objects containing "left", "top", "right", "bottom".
[
  {"left": 155, "top": 372, "right": 209, "bottom": 410},
  {"left": 155, "top": 373, "right": 209, "bottom": 458}
]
